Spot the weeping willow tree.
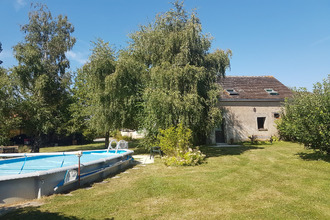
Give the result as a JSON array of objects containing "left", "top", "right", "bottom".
[
  {"left": 73, "top": 1, "right": 231, "bottom": 146},
  {"left": 73, "top": 39, "right": 144, "bottom": 147},
  {"left": 73, "top": 39, "right": 116, "bottom": 147},
  {"left": 128, "top": 1, "right": 232, "bottom": 144}
]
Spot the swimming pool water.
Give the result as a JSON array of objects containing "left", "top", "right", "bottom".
[{"left": 0, "top": 150, "right": 127, "bottom": 176}]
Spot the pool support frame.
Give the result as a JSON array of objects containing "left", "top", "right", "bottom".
[{"left": 0, "top": 149, "right": 134, "bottom": 205}]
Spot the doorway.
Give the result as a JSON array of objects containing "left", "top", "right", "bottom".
[{"left": 215, "top": 123, "right": 225, "bottom": 143}]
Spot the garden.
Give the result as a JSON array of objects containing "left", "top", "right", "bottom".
[{"left": 1, "top": 141, "right": 329, "bottom": 219}]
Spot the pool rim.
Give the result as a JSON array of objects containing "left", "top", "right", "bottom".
[{"left": 0, "top": 149, "right": 134, "bottom": 181}]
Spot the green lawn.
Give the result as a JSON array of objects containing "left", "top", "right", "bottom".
[
  {"left": 39, "top": 142, "right": 107, "bottom": 153},
  {"left": 2, "top": 141, "right": 330, "bottom": 219}
]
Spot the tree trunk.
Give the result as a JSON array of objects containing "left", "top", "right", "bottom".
[
  {"left": 31, "top": 135, "right": 42, "bottom": 152},
  {"left": 105, "top": 131, "right": 109, "bottom": 148}
]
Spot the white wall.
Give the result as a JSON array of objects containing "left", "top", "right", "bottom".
[
  {"left": 212, "top": 101, "right": 283, "bottom": 144},
  {"left": 120, "top": 130, "right": 145, "bottom": 139}
]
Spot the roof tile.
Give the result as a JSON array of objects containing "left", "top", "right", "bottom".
[{"left": 219, "top": 76, "right": 293, "bottom": 100}]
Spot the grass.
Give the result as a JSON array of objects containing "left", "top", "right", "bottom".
[
  {"left": 1, "top": 141, "right": 330, "bottom": 219},
  {"left": 39, "top": 142, "right": 107, "bottom": 153},
  {"left": 39, "top": 139, "right": 147, "bottom": 155}
]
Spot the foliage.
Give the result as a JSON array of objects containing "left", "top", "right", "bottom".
[
  {"left": 104, "top": 49, "right": 145, "bottom": 131},
  {"left": 163, "top": 148, "right": 206, "bottom": 166},
  {"left": 277, "top": 76, "right": 330, "bottom": 154},
  {"left": 73, "top": 38, "right": 145, "bottom": 146},
  {"left": 12, "top": 4, "right": 75, "bottom": 151},
  {"left": 270, "top": 135, "right": 279, "bottom": 143},
  {"left": 0, "top": 42, "right": 3, "bottom": 65},
  {"left": 68, "top": 67, "right": 96, "bottom": 142},
  {"left": 129, "top": 1, "right": 231, "bottom": 145},
  {"left": 18, "top": 145, "right": 31, "bottom": 153},
  {"left": 157, "top": 123, "right": 205, "bottom": 166},
  {"left": 0, "top": 68, "right": 21, "bottom": 145},
  {"left": 248, "top": 135, "right": 258, "bottom": 144},
  {"left": 112, "top": 130, "right": 133, "bottom": 142},
  {"left": 81, "top": 39, "right": 116, "bottom": 143}
]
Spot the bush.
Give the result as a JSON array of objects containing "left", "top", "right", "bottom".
[
  {"left": 270, "top": 135, "right": 279, "bottom": 143},
  {"left": 163, "top": 148, "right": 206, "bottom": 166},
  {"left": 18, "top": 145, "right": 31, "bottom": 153},
  {"left": 113, "top": 130, "right": 132, "bottom": 142},
  {"left": 157, "top": 123, "right": 206, "bottom": 166},
  {"left": 277, "top": 76, "right": 330, "bottom": 154},
  {"left": 0, "top": 136, "right": 10, "bottom": 146}
]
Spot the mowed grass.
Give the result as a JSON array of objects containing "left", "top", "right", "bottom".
[
  {"left": 2, "top": 141, "right": 330, "bottom": 219},
  {"left": 39, "top": 142, "right": 107, "bottom": 153}
]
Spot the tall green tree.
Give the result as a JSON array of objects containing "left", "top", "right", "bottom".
[
  {"left": 0, "top": 68, "right": 21, "bottom": 145},
  {"left": 73, "top": 40, "right": 145, "bottom": 147},
  {"left": 76, "top": 39, "right": 116, "bottom": 147},
  {"left": 277, "top": 76, "right": 330, "bottom": 154},
  {"left": 68, "top": 67, "right": 96, "bottom": 143},
  {"left": 13, "top": 4, "right": 75, "bottom": 151},
  {"left": 0, "top": 42, "right": 3, "bottom": 65},
  {"left": 129, "top": 1, "right": 231, "bottom": 144},
  {"left": 104, "top": 50, "right": 146, "bottom": 131}
]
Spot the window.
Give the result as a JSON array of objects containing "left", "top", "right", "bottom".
[
  {"left": 264, "top": 88, "right": 279, "bottom": 95},
  {"left": 226, "top": 88, "right": 239, "bottom": 95},
  {"left": 274, "top": 113, "right": 280, "bottom": 118},
  {"left": 257, "top": 117, "right": 266, "bottom": 130}
]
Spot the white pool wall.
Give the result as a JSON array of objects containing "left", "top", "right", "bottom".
[{"left": 0, "top": 149, "right": 133, "bottom": 205}]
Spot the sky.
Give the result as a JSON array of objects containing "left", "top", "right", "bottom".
[{"left": 0, "top": 0, "right": 329, "bottom": 91}]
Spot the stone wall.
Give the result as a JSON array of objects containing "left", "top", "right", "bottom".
[{"left": 211, "top": 101, "right": 283, "bottom": 144}]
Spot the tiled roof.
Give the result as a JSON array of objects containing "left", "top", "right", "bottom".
[{"left": 219, "top": 76, "right": 293, "bottom": 100}]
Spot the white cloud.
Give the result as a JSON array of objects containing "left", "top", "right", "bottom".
[
  {"left": 14, "top": 0, "right": 27, "bottom": 11},
  {"left": 66, "top": 51, "right": 88, "bottom": 65}
]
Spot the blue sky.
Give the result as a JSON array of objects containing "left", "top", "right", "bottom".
[{"left": 1, "top": 0, "right": 329, "bottom": 91}]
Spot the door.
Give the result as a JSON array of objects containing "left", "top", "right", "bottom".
[{"left": 215, "top": 123, "right": 225, "bottom": 143}]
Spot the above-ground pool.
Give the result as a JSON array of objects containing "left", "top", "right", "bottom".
[{"left": 0, "top": 140, "right": 134, "bottom": 205}]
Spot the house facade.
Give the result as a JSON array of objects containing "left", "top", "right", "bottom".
[{"left": 210, "top": 76, "right": 292, "bottom": 144}]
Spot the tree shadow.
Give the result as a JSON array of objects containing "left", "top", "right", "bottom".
[
  {"left": 128, "top": 139, "right": 151, "bottom": 155},
  {"left": 223, "top": 109, "right": 246, "bottom": 144},
  {"left": 131, "top": 147, "right": 149, "bottom": 155},
  {"left": 296, "top": 151, "right": 330, "bottom": 163},
  {"left": 0, "top": 207, "right": 81, "bottom": 220},
  {"left": 200, "top": 145, "right": 264, "bottom": 158}
]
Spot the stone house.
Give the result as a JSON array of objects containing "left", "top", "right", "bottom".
[{"left": 210, "top": 76, "right": 292, "bottom": 144}]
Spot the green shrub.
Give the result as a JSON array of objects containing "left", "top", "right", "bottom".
[
  {"left": 82, "top": 129, "right": 96, "bottom": 143},
  {"left": 157, "top": 123, "right": 206, "bottom": 166},
  {"left": 0, "top": 136, "right": 10, "bottom": 146},
  {"left": 270, "top": 135, "right": 279, "bottom": 143},
  {"left": 163, "top": 148, "right": 206, "bottom": 166},
  {"left": 18, "top": 145, "right": 31, "bottom": 153},
  {"left": 113, "top": 130, "right": 132, "bottom": 141},
  {"left": 277, "top": 76, "right": 330, "bottom": 154},
  {"left": 138, "top": 135, "right": 157, "bottom": 151}
]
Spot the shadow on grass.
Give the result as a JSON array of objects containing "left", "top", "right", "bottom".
[
  {"left": 128, "top": 139, "right": 150, "bottom": 155},
  {"left": 200, "top": 145, "right": 264, "bottom": 158},
  {"left": 296, "top": 151, "right": 330, "bottom": 163},
  {"left": 131, "top": 147, "right": 149, "bottom": 155},
  {"left": 1, "top": 207, "right": 81, "bottom": 220}
]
